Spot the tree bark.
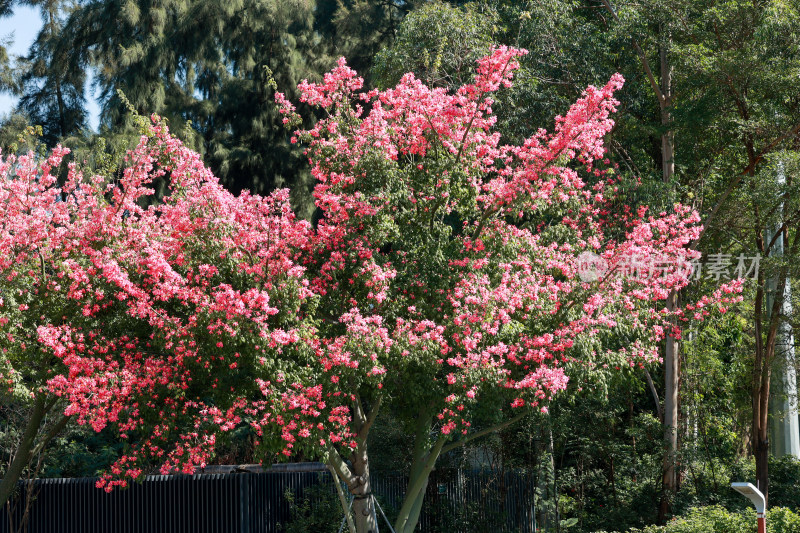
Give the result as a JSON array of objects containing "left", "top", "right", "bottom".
[
  {"left": 766, "top": 161, "right": 800, "bottom": 459},
  {"left": 328, "top": 463, "right": 356, "bottom": 533},
  {"left": 0, "top": 397, "right": 47, "bottom": 508},
  {"left": 660, "top": 41, "right": 675, "bottom": 184},
  {"left": 350, "top": 444, "right": 378, "bottom": 533},
  {"left": 394, "top": 415, "right": 444, "bottom": 533},
  {"left": 657, "top": 33, "right": 679, "bottom": 524},
  {"left": 659, "top": 293, "right": 680, "bottom": 523}
]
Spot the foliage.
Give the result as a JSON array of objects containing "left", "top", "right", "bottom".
[
  {"left": 15, "top": 0, "right": 87, "bottom": 145},
  {"left": 281, "top": 478, "right": 342, "bottom": 533},
  {"left": 372, "top": 1, "right": 499, "bottom": 90},
  {"left": 0, "top": 0, "right": 14, "bottom": 92},
  {"left": 0, "top": 46, "right": 741, "bottom": 532},
  {"left": 597, "top": 505, "right": 800, "bottom": 533}
]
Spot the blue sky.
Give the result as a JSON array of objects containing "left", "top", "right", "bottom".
[{"left": 1, "top": 4, "right": 100, "bottom": 131}]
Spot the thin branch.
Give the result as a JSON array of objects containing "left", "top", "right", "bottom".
[
  {"left": 440, "top": 413, "right": 526, "bottom": 455},
  {"left": 765, "top": 209, "right": 800, "bottom": 256},
  {"left": 694, "top": 120, "right": 800, "bottom": 247},
  {"left": 325, "top": 445, "right": 358, "bottom": 490},
  {"left": 352, "top": 393, "right": 366, "bottom": 428},
  {"left": 643, "top": 368, "right": 663, "bottom": 422},
  {"left": 31, "top": 415, "right": 72, "bottom": 458},
  {"left": 356, "top": 396, "right": 382, "bottom": 443}
]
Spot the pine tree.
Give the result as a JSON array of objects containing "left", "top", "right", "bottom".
[
  {"left": 16, "top": 0, "right": 87, "bottom": 145},
  {"left": 0, "top": 0, "right": 14, "bottom": 93},
  {"left": 61, "top": 0, "right": 330, "bottom": 214}
]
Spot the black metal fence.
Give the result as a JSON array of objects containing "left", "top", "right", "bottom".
[{"left": 1, "top": 466, "right": 538, "bottom": 533}]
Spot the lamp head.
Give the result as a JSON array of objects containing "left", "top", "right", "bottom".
[{"left": 731, "top": 482, "right": 766, "bottom": 515}]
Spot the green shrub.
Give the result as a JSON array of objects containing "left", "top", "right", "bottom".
[
  {"left": 594, "top": 505, "right": 800, "bottom": 533},
  {"left": 766, "top": 457, "right": 800, "bottom": 510},
  {"left": 767, "top": 507, "right": 800, "bottom": 533},
  {"left": 281, "top": 481, "right": 342, "bottom": 533}
]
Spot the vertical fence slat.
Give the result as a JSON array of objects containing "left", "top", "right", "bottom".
[{"left": 0, "top": 466, "right": 536, "bottom": 533}]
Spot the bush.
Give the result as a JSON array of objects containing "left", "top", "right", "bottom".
[
  {"left": 766, "top": 457, "right": 800, "bottom": 510},
  {"left": 281, "top": 481, "right": 342, "bottom": 533},
  {"left": 594, "top": 505, "right": 800, "bottom": 533}
]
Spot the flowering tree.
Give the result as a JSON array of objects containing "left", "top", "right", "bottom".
[
  {"left": 0, "top": 48, "right": 741, "bottom": 532},
  {"left": 0, "top": 125, "right": 314, "bottom": 505},
  {"left": 267, "top": 47, "right": 740, "bottom": 533}
]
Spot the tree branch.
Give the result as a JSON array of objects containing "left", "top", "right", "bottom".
[
  {"left": 440, "top": 413, "right": 526, "bottom": 455},
  {"left": 325, "top": 445, "right": 358, "bottom": 490},
  {"left": 643, "top": 368, "right": 663, "bottom": 422},
  {"left": 327, "top": 463, "right": 356, "bottom": 533},
  {"left": 357, "top": 396, "right": 382, "bottom": 443},
  {"left": 31, "top": 414, "right": 72, "bottom": 458},
  {"left": 693, "top": 120, "right": 800, "bottom": 247}
]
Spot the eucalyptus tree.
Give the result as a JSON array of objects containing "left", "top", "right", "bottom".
[{"left": 600, "top": 0, "right": 800, "bottom": 507}]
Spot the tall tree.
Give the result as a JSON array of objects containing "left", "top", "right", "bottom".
[
  {"left": 597, "top": 0, "right": 682, "bottom": 520},
  {"left": 16, "top": 0, "right": 87, "bottom": 145},
  {"left": 548, "top": 0, "right": 800, "bottom": 509},
  {"left": 668, "top": 0, "right": 800, "bottom": 504},
  {"left": 271, "top": 49, "right": 737, "bottom": 533},
  {"left": 0, "top": 0, "right": 14, "bottom": 93}
]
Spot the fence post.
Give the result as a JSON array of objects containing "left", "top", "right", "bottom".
[{"left": 240, "top": 475, "right": 250, "bottom": 533}]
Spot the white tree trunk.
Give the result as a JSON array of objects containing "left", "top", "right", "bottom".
[{"left": 767, "top": 161, "right": 800, "bottom": 457}]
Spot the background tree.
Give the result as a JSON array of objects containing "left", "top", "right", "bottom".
[
  {"left": 372, "top": 1, "right": 498, "bottom": 90},
  {"left": 15, "top": 0, "right": 87, "bottom": 145},
  {"left": 494, "top": 0, "right": 800, "bottom": 514},
  {"left": 0, "top": 0, "right": 14, "bottom": 93},
  {"left": 61, "top": 0, "right": 326, "bottom": 207},
  {"left": 662, "top": 0, "right": 800, "bottom": 504}
]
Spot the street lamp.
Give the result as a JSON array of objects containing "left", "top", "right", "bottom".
[{"left": 731, "top": 482, "right": 766, "bottom": 533}]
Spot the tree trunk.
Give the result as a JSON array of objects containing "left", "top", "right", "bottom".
[
  {"left": 394, "top": 424, "right": 445, "bottom": 533},
  {"left": 660, "top": 44, "right": 675, "bottom": 184},
  {"left": 326, "top": 396, "right": 382, "bottom": 533},
  {"left": 754, "top": 342, "right": 771, "bottom": 504},
  {"left": 755, "top": 432, "right": 770, "bottom": 503},
  {"left": 0, "top": 397, "right": 46, "bottom": 508},
  {"left": 536, "top": 422, "right": 558, "bottom": 532},
  {"left": 595, "top": 18, "right": 680, "bottom": 518},
  {"left": 659, "top": 292, "right": 680, "bottom": 522},
  {"left": 350, "top": 444, "right": 378, "bottom": 533},
  {"left": 656, "top": 33, "right": 679, "bottom": 524},
  {"left": 766, "top": 161, "right": 800, "bottom": 458}
]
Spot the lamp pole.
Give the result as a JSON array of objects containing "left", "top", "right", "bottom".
[{"left": 731, "top": 482, "right": 766, "bottom": 533}]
